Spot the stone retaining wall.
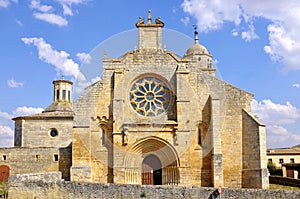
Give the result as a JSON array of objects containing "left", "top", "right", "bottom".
[
  {"left": 269, "top": 175, "right": 300, "bottom": 188},
  {"left": 7, "top": 173, "right": 300, "bottom": 199}
]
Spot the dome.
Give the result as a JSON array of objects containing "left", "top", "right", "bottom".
[
  {"left": 183, "top": 30, "right": 210, "bottom": 57},
  {"left": 184, "top": 43, "right": 209, "bottom": 57}
]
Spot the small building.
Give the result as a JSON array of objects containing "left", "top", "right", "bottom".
[{"left": 267, "top": 145, "right": 300, "bottom": 179}]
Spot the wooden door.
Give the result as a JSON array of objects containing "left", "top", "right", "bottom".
[
  {"left": 142, "top": 155, "right": 162, "bottom": 185},
  {"left": 0, "top": 165, "right": 10, "bottom": 182}
]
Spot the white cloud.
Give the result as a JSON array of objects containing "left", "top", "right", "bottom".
[
  {"left": 180, "top": 16, "right": 190, "bottom": 26},
  {"left": 293, "top": 83, "right": 300, "bottom": 88},
  {"left": 76, "top": 52, "right": 92, "bottom": 64},
  {"left": 0, "top": 125, "right": 14, "bottom": 147},
  {"left": 251, "top": 99, "right": 300, "bottom": 125},
  {"left": 181, "top": 0, "right": 242, "bottom": 33},
  {"left": 75, "top": 76, "right": 101, "bottom": 94},
  {"left": 231, "top": 29, "right": 239, "bottom": 37},
  {"left": 33, "top": 12, "right": 68, "bottom": 26},
  {"left": 0, "top": 125, "right": 13, "bottom": 137},
  {"left": 0, "top": 0, "right": 17, "bottom": 8},
  {"left": 21, "top": 37, "right": 86, "bottom": 81},
  {"left": 7, "top": 79, "right": 24, "bottom": 88},
  {"left": 0, "top": 111, "right": 14, "bottom": 120},
  {"left": 62, "top": 3, "right": 73, "bottom": 16},
  {"left": 13, "top": 106, "right": 43, "bottom": 116},
  {"left": 30, "top": 0, "right": 53, "bottom": 13},
  {"left": 181, "top": 0, "right": 300, "bottom": 71},
  {"left": 251, "top": 99, "right": 300, "bottom": 148},
  {"left": 29, "top": 0, "right": 88, "bottom": 27},
  {"left": 241, "top": 24, "right": 259, "bottom": 42}
]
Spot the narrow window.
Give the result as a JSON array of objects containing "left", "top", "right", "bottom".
[
  {"left": 198, "top": 127, "right": 202, "bottom": 145},
  {"left": 279, "top": 158, "right": 284, "bottom": 163},
  {"left": 2, "top": 155, "right": 7, "bottom": 161},
  {"left": 68, "top": 91, "right": 71, "bottom": 102},
  {"left": 102, "top": 129, "right": 106, "bottom": 145},
  {"left": 290, "top": 158, "right": 295, "bottom": 163},
  {"left": 56, "top": 90, "right": 60, "bottom": 100},
  {"left": 54, "top": 154, "right": 59, "bottom": 162},
  {"left": 35, "top": 155, "right": 40, "bottom": 162},
  {"left": 268, "top": 158, "right": 272, "bottom": 163},
  {"left": 62, "top": 90, "right": 66, "bottom": 100}
]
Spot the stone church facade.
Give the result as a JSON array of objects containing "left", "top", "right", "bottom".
[{"left": 0, "top": 12, "right": 269, "bottom": 189}]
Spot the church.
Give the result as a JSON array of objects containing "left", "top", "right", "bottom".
[{"left": 0, "top": 11, "right": 269, "bottom": 189}]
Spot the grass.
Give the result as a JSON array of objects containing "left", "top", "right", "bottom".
[
  {"left": 269, "top": 183, "right": 300, "bottom": 192},
  {"left": 0, "top": 181, "right": 8, "bottom": 198}
]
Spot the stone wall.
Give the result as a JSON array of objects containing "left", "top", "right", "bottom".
[
  {"left": 0, "top": 146, "right": 71, "bottom": 180},
  {"left": 7, "top": 176, "right": 300, "bottom": 199},
  {"left": 270, "top": 175, "right": 300, "bottom": 188}
]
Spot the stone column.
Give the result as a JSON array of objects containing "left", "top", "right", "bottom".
[{"left": 211, "top": 98, "right": 223, "bottom": 187}]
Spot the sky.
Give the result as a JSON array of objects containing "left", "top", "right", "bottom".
[{"left": 0, "top": 0, "right": 300, "bottom": 149}]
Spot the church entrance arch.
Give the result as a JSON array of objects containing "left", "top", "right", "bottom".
[
  {"left": 123, "top": 136, "right": 180, "bottom": 185},
  {"left": 0, "top": 165, "right": 10, "bottom": 182},
  {"left": 142, "top": 154, "right": 162, "bottom": 185}
]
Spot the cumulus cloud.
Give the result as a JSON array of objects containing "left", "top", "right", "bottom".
[
  {"left": 7, "top": 79, "right": 24, "bottom": 88},
  {"left": 293, "top": 83, "right": 300, "bottom": 88},
  {"left": 251, "top": 99, "right": 300, "bottom": 147},
  {"left": 13, "top": 106, "right": 44, "bottom": 116},
  {"left": 30, "top": 0, "right": 53, "bottom": 12},
  {"left": 0, "top": 0, "right": 17, "bottom": 8},
  {"left": 33, "top": 12, "right": 68, "bottom": 26},
  {"left": 29, "top": 0, "right": 88, "bottom": 26},
  {"left": 0, "top": 125, "right": 14, "bottom": 147},
  {"left": 251, "top": 99, "right": 300, "bottom": 125},
  {"left": 0, "top": 111, "right": 14, "bottom": 120},
  {"left": 21, "top": 37, "right": 86, "bottom": 81},
  {"left": 241, "top": 24, "right": 259, "bottom": 42},
  {"left": 77, "top": 52, "right": 92, "bottom": 64},
  {"left": 181, "top": 0, "right": 300, "bottom": 71}
]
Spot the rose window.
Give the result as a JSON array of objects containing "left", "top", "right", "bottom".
[{"left": 130, "top": 77, "right": 172, "bottom": 116}]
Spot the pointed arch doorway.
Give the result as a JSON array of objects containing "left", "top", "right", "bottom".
[{"left": 142, "top": 154, "right": 162, "bottom": 185}]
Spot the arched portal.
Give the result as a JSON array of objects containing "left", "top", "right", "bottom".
[
  {"left": 0, "top": 165, "right": 10, "bottom": 182},
  {"left": 123, "top": 136, "right": 180, "bottom": 185},
  {"left": 142, "top": 154, "right": 162, "bottom": 185}
]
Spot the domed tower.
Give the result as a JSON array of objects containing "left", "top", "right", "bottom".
[
  {"left": 183, "top": 29, "right": 216, "bottom": 76},
  {"left": 44, "top": 75, "right": 73, "bottom": 112}
]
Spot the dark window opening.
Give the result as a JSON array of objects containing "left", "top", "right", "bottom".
[
  {"left": 2, "top": 155, "right": 7, "bottom": 161},
  {"left": 279, "top": 158, "right": 284, "bottom": 163},
  {"left": 54, "top": 154, "right": 59, "bottom": 162},
  {"left": 290, "top": 158, "right": 295, "bottom": 163},
  {"left": 35, "top": 155, "right": 40, "bottom": 162},
  {"left": 50, "top": 129, "right": 58, "bottom": 137},
  {"left": 68, "top": 91, "right": 71, "bottom": 102},
  {"left": 56, "top": 90, "right": 60, "bottom": 100},
  {"left": 268, "top": 158, "right": 272, "bottom": 163},
  {"left": 102, "top": 129, "right": 106, "bottom": 145},
  {"left": 198, "top": 127, "right": 202, "bottom": 145}
]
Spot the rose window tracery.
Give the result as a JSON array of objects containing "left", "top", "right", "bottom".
[{"left": 130, "top": 76, "right": 172, "bottom": 116}]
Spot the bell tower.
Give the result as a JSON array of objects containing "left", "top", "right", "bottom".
[
  {"left": 136, "top": 10, "right": 164, "bottom": 50},
  {"left": 44, "top": 75, "right": 73, "bottom": 112}
]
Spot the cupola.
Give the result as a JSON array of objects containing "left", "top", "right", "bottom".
[
  {"left": 183, "top": 29, "right": 215, "bottom": 75},
  {"left": 43, "top": 76, "right": 73, "bottom": 112}
]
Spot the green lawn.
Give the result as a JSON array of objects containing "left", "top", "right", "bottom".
[{"left": 0, "top": 182, "right": 8, "bottom": 198}]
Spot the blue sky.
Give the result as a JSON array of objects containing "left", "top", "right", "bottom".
[{"left": 1, "top": 0, "right": 300, "bottom": 149}]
